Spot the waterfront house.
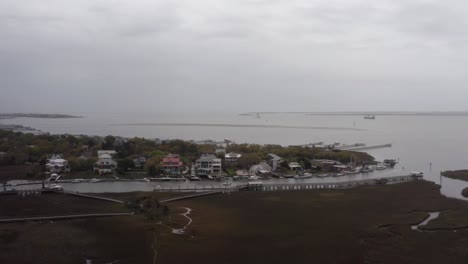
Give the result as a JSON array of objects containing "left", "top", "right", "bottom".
[
  {"left": 267, "top": 154, "right": 283, "bottom": 172},
  {"left": 161, "top": 154, "right": 183, "bottom": 174},
  {"left": 310, "top": 159, "right": 344, "bottom": 172},
  {"left": 133, "top": 156, "right": 147, "bottom": 169},
  {"left": 288, "top": 162, "right": 303, "bottom": 172},
  {"left": 250, "top": 162, "right": 272, "bottom": 176},
  {"left": 195, "top": 154, "right": 222, "bottom": 176},
  {"left": 94, "top": 153, "right": 118, "bottom": 174},
  {"left": 46, "top": 154, "right": 70, "bottom": 173},
  {"left": 225, "top": 152, "right": 242, "bottom": 165}
]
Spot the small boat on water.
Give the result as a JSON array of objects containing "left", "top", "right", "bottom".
[
  {"left": 187, "top": 176, "right": 201, "bottom": 181},
  {"left": 90, "top": 178, "right": 100, "bottom": 183},
  {"left": 383, "top": 159, "right": 398, "bottom": 167},
  {"left": 46, "top": 184, "right": 63, "bottom": 191},
  {"left": 248, "top": 175, "right": 260, "bottom": 180},
  {"left": 376, "top": 163, "right": 387, "bottom": 170},
  {"left": 360, "top": 166, "right": 374, "bottom": 173},
  {"left": 294, "top": 173, "right": 313, "bottom": 179},
  {"left": 364, "top": 114, "right": 376, "bottom": 119}
]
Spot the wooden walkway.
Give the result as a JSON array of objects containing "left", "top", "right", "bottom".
[
  {"left": 0, "top": 212, "right": 133, "bottom": 223},
  {"left": 160, "top": 191, "right": 222, "bottom": 203},
  {"left": 63, "top": 191, "right": 126, "bottom": 204},
  {"left": 239, "top": 175, "right": 423, "bottom": 191}
]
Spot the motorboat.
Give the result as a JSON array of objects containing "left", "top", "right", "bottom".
[
  {"left": 360, "top": 166, "right": 374, "bottom": 173},
  {"left": 376, "top": 163, "right": 387, "bottom": 170},
  {"left": 187, "top": 176, "right": 201, "bottom": 181},
  {"left": 294, "top": 173, "right": 313, "bottom": 179}
]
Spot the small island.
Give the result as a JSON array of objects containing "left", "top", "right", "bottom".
[
  {"left": 0, "top": 113, "right": 83, "bottom": 119},
  {"left": 441, "top": 170, "right": 468, "bottom": 182}
]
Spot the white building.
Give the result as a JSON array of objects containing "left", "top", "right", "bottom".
[
  {"left": 195, "top": 154, "right": 222, "bottom": 176},
  {"left": 225, "top": 152, "right": 242, "bottom": 164},
  {"left": 46, "top": 154, "right": 70, "bottom": 173},
  {"left": 288, "top": 162, "right": 303, "bottom": 172},
  {"left": 94, "top": 153, "right": 118, "bottom": 174},
  {"left": 97, "top": 150, "right": 116, "bottom": 156}
]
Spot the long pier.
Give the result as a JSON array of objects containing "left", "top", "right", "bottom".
[
  {"left": 160, "top": 191, "right": 222, "bottom": 203},
  {"left": 239, "top": 175, "right": 422, "bottom": 191},
  {"left": 341, "top": 144, "right": 392, "bottom": 151},
  {"left": 0, "top": 212, "right": 133, "bottom": 223},
  {"left": 63, "top": 191, "right": 126, "bottom": 204}
]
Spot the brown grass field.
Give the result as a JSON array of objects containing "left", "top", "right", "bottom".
[{"left": 2, "top": 181, "right": 468, "bottom": 263}]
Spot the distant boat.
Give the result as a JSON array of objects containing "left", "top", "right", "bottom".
[
  {"left": 187, "top": 176, "right": 201, "bottom": 181},
  {"left": 294, "top": 173, "right": 313, "bottom": 179},
  {"left": 376, "top": 163, "right": 387, "bottom": 170},
  {"left": 364, "top": 114, "right": 375, "bottom": 119},
  {"left": 360, "top": 166, "right": 374, "bottom": 173},
  {"left": 383, "top": 159, "right": 398, "bottom": 167}
]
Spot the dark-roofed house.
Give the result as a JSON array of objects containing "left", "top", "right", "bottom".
[{"left": 267, "top": 154, "right": 283, "bottom": 172}]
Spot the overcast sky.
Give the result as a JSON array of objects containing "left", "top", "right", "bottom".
[{"left": 1, "top": 0, "right": 468, "bottom": 113}]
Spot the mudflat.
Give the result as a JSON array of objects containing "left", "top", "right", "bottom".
[
  {"left": 2, "top": 181, "right": 468, "bottom": 263},
  {"left": 160, "top": 181, "right": 468, "bottom": 264}
]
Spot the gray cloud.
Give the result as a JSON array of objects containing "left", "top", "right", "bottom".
[{"left": 1, "top": 0, "right": 468, "bottom": 113}]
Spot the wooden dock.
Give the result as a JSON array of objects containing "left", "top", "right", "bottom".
[{"left": 238, "top": 175, "right": 422, "bottom": 191}]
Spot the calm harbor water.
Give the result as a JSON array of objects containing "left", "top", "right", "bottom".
[{"left": 2, "top": 112, "right": 468, "bottom": 195}]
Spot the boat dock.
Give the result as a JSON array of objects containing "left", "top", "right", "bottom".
[
  {"left": 238, "top": 174, "right": 421, "bottom": 191},
  {"left": 339, "top": 143, "right": 392, "bottom": 151},
  {"left": 152, "top": 175, "right": 423, "bottom": 193}
]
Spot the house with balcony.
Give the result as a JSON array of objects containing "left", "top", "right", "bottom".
[
  {"left": 288, "top": 162, "right": 303, "bottom": 172},
  {"left": 94, "top": 153, "right": 118, "bottom": 174},
  {"left": 46, "top": 154, "right": 71, "bottom": 173},
  {"left": 195, "top": 154, "right": 222, "bottom": 176},
  {"left": 161, "top": 154, "right": 183, "bottom": 174},
  {"left": 225, "top": 152, "right": 242, "bottom": 165}
]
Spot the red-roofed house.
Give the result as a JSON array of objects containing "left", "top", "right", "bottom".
[{"left": 162, "top": 154, "right": 183, "bottom": 174}]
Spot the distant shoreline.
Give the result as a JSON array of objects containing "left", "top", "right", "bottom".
[
  {"left": 241, "top": 111, "right": 468, "bottom": 116},
  {"left": 0, "top": 113, "right": 83, "bottom": 119},
  {"left": 111, "top": 123, "right": 364, "bottom": 131}
]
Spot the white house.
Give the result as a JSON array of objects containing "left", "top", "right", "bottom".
[
  {"left": 225, "top": 152, "right": 242, "bottom": 165},
  {"left": 288, "top": 162, "right": 303, "bottom": 172},
  {"left": 46, "top": 154, "right": 70, "bottom": 173},
  {"left": 195, "top": 154, "right": 222, "bottom": 176},
  {"left": 94, "top": 153, "right": 118, "bottom": 174},
  {"left": 97, "top": 150, "right": 116, "bottom": 156}
]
